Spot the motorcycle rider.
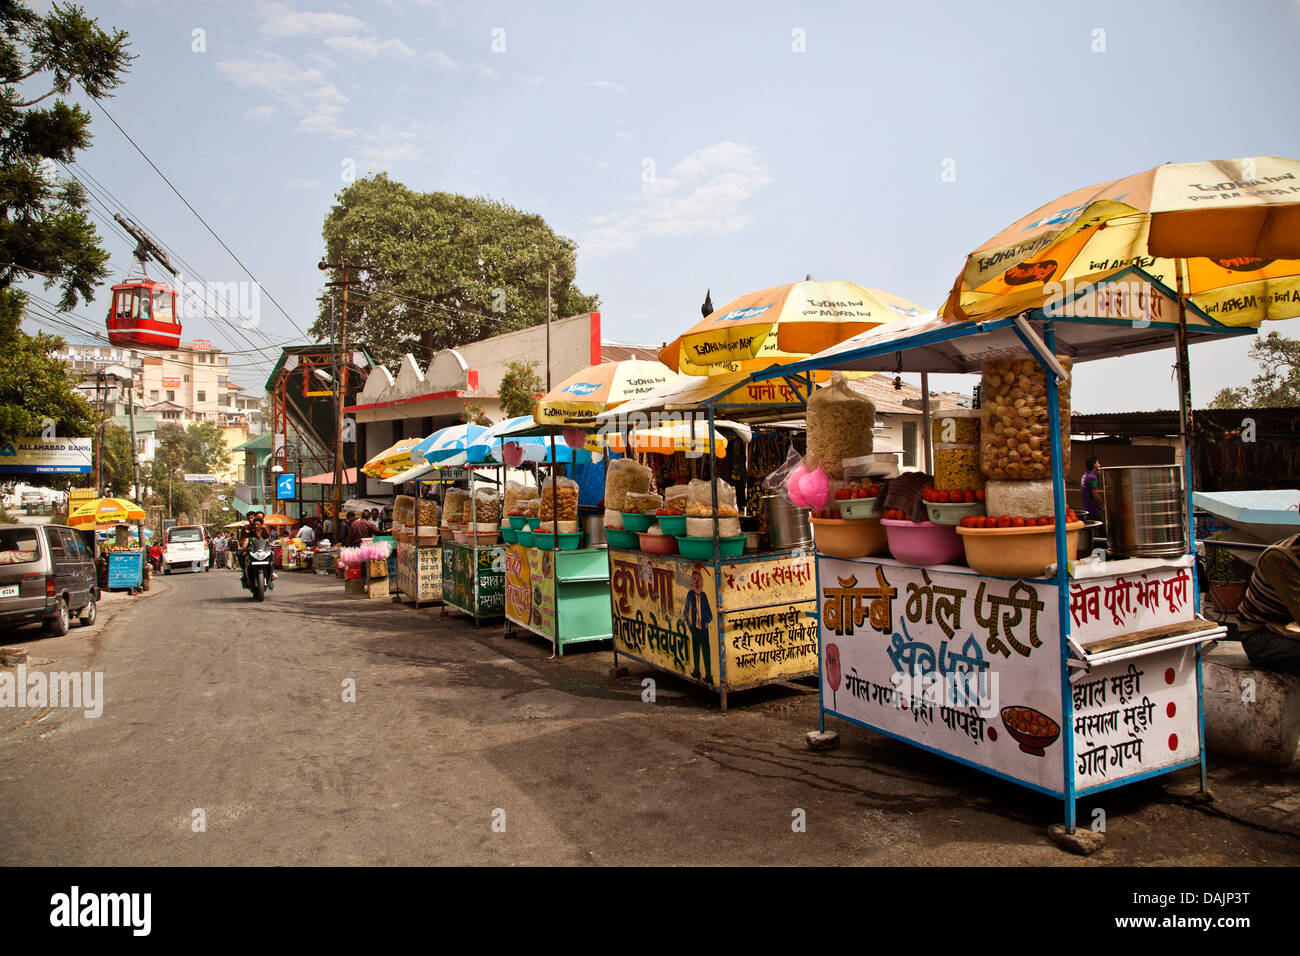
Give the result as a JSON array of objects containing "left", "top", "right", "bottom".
[{"left": 239, "top": 512, "right": 273, "bottom": 590}]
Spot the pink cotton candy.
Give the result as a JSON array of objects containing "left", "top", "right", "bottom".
[{"left": 798, "top": 465, "right": 831, "bottom": 510}]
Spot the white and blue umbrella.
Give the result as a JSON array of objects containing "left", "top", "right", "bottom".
[{"left": 415, "top": 423, "right": 489, "bottom": 465}]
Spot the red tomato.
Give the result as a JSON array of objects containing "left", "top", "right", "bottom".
[
  {"left": 975, "top": 489, "right": 986, "bottom": 502},
  {"left": 997, "top": 515, "right": 1012, "bottom": 528},
  {"left": 963, "top": 490, "right": 975, "bottom": 503},
  {"left": 1012, "top": 516, "right": 1026, "bottom": 528}
]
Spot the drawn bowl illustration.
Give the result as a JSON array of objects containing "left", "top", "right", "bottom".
[
  {"left": 1000, "top": 705, "right": 1061, "bottom": 756},
  {"left": 532, "top": 584, "right": 543, "bottom": 608}
]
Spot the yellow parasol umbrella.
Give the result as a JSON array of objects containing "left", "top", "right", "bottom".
[
  {"left": 670, "top": 280, "right": 925, "bottom": 372},
  {"left": 261, "top": 513, "right": 295, "bottom": 527},
  {"left": 588, "top": 419, "right": 739, "bottom": 457},
  {"left": 534, "top": 360, "right": 680, "bottom": 427},
  {"left": 942, "top": 155, "right": 1300, "bottom": 326},
  {"left": 362, "top": 438, "right": 422, "bottom": 479},
  {"left": 67, "top": 496, "right": 146, "bottom": 529}
]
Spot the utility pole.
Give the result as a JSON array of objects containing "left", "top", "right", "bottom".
[
  {"left": 545, "top": 266, "right": 552, "bottom": 391},
  {"left": 94, "top": 370, "right": 104, "bottom": 492},
  {"left": 319, "top": 256, "right": 366, "bottom": 528},
  {"left": 126, "top": 353, "right": 141, "bottom": 500}
]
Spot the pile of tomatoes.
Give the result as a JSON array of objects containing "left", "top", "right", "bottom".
[
  {"left": 880, "top": 508, "right": 917, "bottom": 521},
  {"left": 960, "top": 507, "right": 1078, "bottom": 529},
  {"left": 922, "top": 487, "right": 984, "bottom": 504},
  {"left": 834, "top": 483, "right": 882, "bottom": 501}
]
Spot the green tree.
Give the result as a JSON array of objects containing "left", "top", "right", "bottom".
[
  {"left": 499, "top": 360, "right": 543, "bottom": 420},
  {"left": 312, "top": 174, "right": 600, "bottom": 368},
  {"left": 1207, "top": 332, "right": 1300, "bottom": 409},
  {"left": 460, "top": 401, "right": 491, "bottom": 426},
  {"left": 1, "top": 1, "right": 133, "bottom": 309},
  {"left": 0, "top": 289, "right": 96, "bottom": 445}
]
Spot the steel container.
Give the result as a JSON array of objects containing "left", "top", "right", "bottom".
[
  {"left": 762, "top": 495, "right": 811, "bottom": 550},
  {"left": 1101, "top": 465, "right": 1186, "bottom": 558},
  {"left": 580, "top": 513, "right": 606, "bottom": 548}
]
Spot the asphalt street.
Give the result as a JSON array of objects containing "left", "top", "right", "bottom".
[{"left": 2, "top": 565, "right": 1297, "bottom": 866}]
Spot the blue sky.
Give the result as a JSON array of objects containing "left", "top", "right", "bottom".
[{"left": 21, "top": 0, "right": 1300, "bottom": 410}]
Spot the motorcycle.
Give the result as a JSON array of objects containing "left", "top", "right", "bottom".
[{"left": 243, "top": 540, "right": 275, "bottom": 601}]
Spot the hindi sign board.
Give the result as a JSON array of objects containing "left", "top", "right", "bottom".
[{"left": 817, "top": 556, "right": 1202, "bottom": 795}]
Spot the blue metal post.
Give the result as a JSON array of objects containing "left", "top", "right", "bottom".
[{"left": 1042, "top": 324, "right": 1076, "bottom": 832}]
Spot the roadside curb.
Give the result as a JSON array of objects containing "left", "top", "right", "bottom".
[{"left": 0, "top": 578, "right": 169, "bottom": 738}]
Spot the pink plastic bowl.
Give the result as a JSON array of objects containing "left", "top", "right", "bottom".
[{"left": 880, "top": 518, "right": 964, "bottom": 566}]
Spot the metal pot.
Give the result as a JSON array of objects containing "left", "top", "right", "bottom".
[
  {"left": 1075, "top": 520, "right": 1103, "bottom": 559},
  {"left": 1101, "top": 465, "right": 1185, "bottom": 558},
  {"left": 762, "top": 495, "right": 811, "bottom": 550},
  {"left": 580, "top": 513, "right": 606, "bottom": 548}
]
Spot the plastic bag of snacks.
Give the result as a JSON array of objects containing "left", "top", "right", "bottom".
[
  {"left": 604, "top": 458, "right": 652, "bottom": 512},
  {"left": 416, "top": 499, "right": 440, "bottom": 527},
  {"left": 443, "top": 488, "right": 470, "bottom": 525},
  {"left": 502, "top": 481, "right": 530, "bottom": 518},
  {"left": 393, "top": 495, "right": 416, "bottom": 529},
  {"left": 539, "top": 476, "right": 579, "bottom": 522},
  {"left": 806, "top": 372, "right": 875, "bottom": 478},
  {"left": 624, "top": 491, "right": 664, "bottom": 515},
  {"left": 659, "top": 485, "right": 688, "bottom": 515},
  {"left": 686, "top": 516, "right": 742, "bottom": 538},
  {"left": 931, "top": 408, "right": 980, "bottom": 445},
  {"left": 521, "top": 498, "right": 541, "bottom": 518},
  {"left": 985, "top": 479, "right": 1055, "bottom": 519},
  {"left": 980, "top": 356, "right": 1071, "bottom": 480},
  {"left": 471, "top": 489, "right": 501, "bottom": 526},
  {"left": 686, "top": 478, "right": 739, "bottom": 517},
  {"left": 933, "top": 443, "right": 984, "bottom": 492},
  {"left": 604, "top": 509, "right": 624, "bottom": 530}
]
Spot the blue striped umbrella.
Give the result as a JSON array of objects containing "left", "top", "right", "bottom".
[{"left": 415, "top": 423, "right": 489, "bottom": 465}]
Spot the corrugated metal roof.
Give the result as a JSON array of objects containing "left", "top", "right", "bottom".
[{"left": 600, "top": 342, "right": 663, "bottom": 363}]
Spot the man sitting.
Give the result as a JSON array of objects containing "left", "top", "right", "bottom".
[{"left": 1237, "top": 534, "right": 1300, "bottom": 675}]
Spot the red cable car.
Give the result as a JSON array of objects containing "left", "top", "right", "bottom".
[
  {"left": 106, "top": 281, "right": 181, "bottom": 350},
  {"left": 104, "top": 213, "right": 182, "bottom": 351}
]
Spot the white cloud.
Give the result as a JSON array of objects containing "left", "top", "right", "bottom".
[
  {"left": 216, "top": 53, "right": 352, "bottom": 138},
  {"left": 588, "top": 79, "right": 625, "bottom": 94},
  {"left": 257, "top": 2, "right": 367, "bottom": 37},
  {"left": 583, "top": 142, "right": 771, "bottom": 258},
  {"left": 287, "top": 178, "right": 319, "bottom": 189},
  {"left": 471, "top": 63, "right": 497, "bottom": 80},
  {"left": 521, "top": 75, "right": 549, "bottom": 87},
  {"left": 429, "top": 49, "right": 458, "bottom": 69},
  {"left": 241, "top": 105, "right": 276, "bottom": 120},
  {"left": 324, "top": 35, "right": 414, "bottom": 58}
]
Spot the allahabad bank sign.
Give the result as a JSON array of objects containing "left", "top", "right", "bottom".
[{"left": 0, "top": 437, "right": 93, "bottom": 474}]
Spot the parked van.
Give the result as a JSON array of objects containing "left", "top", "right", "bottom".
[
  {"left": 0, "top": 524, "right": 99, "bottom": 636},
  {"left": 163, "top": 525, "right": 209, "bottom": 574}
]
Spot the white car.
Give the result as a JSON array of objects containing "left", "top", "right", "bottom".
[{"left": 163, "top": 525, "right": 210, "bottom": 573}]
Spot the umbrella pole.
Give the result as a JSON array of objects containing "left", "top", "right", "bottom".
[
  {"left": 1174, "top": 266, "right": 1197, "bottom": 556},
  {"left": 920, "top": 372, "right": 933, "bottom": 474}
]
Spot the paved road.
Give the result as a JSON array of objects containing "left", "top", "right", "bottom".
[{"left": 2, "top": 566, "right": 1297, "bottom": 865}]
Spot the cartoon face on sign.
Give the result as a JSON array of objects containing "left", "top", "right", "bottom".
[{"left": 826, "top": 642, "right": 841, "bottom": 710}]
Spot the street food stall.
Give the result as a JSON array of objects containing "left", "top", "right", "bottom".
[
  {"left": 492, "top": 420, "right": 612, "bottom": 655},
  {"left": 755, "top": 266, "right": 1253, "bottom": 830},
  {"left": 596, "top": 369, "right": 823, "bottom": 709},
  {"left": 69, "top": 497, "right": 148, "bottom": 593}
]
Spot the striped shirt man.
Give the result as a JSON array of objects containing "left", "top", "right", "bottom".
[{"left": 1237, "top": 534, "right": 1300, "bottom": 674}]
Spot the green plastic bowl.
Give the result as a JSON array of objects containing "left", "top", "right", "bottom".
[
  {"left": 524, "top": 517, "right": 540, "bottom": 530},
  {"left": 621, "top": 512, "right": 655, "bottom": 533},
  {"left": 501, "top": 528, "right": 517, "bottom": 544},
  {"left": 532, "top": 532, "right": 558, "bottom": 551},
  {"left": 606, "top": 528, "right": 639, "bottom": 549},
  {"left": 675, "top": 535, "right": 746, "bottom": 559},
  {"left": 515, "top": 529, "right": 535, "bottom": 547},
  {"left": 508, "top": 516, "right": 528, "bottom": 530},
  {"left": 556, "top": 532, "right": 582, "bottom": 551},
  {"left": 657, "top": 514, "right": 687, "bottom": 536}
]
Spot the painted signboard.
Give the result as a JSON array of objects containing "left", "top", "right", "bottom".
[
  {"left": 611, "top": 550, "right": 817, "bottom": 689},
  {"left": 396, "top": 541, "right": 441, "bottom": 602},
  {"left": 817, "top": 557, "right": 1200, "bottom": 795},
  {"left": 504, "top": 544, "right": 555, "bottom": 637},
  {"left": 0, "top": 438, "right": 93, "bottom": 475},
  {"left": 441, "top": 542, "right": 504, "bottom": 617}
]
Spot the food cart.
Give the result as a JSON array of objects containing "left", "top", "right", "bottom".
[
  {"left": 441, "top": 537, "right": 505, "bottom": 622},
  {"left": 106, "top": 548, "right": 144, "bottom": 591},
  {"left": 596, "top": 369, "right": 822, "bottom": 710},
  {"left": 485, "top": 418, "right": 613, "bottom": 655},
  {"left": 754, "top": 266, "right": 1250, "bottom": 830},
  {"left": 389, "top": 476, "right": 445, "bottom": 607}
]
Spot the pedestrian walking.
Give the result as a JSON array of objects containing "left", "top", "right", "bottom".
[{"left": 214, "top": 532, "right": 228, "bottom": 569}]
